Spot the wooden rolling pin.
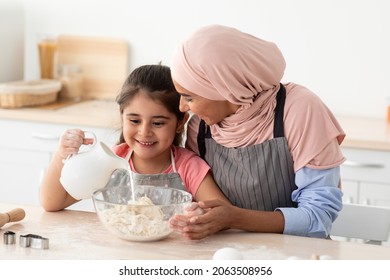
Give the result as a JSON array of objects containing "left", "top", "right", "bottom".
[{"left": 0, "top": 208, "right": 26, "bottom": 228}]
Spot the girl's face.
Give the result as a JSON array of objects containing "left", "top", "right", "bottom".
[
  {"left": 173, "top": 81, "right": 239, "bottom": 125},
  {"left": 122, "top": 92, "right": 180, "bottom": 162}
]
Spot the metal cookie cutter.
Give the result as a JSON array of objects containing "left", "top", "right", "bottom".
[
  {"left": 20, "top": 233, "right": 49, "bottom": 249},
  {"left": 3, "top": 231, "right": 16, "bottom": 245}
]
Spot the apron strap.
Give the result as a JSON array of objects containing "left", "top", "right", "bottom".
[
  {"left": 125, "top": 149, "right": 132, "bottom": 161},
  {"left": 197, "top": 120, "right": 210, "bottom": 160},
  {"left": 273, "top": 83, "right": 286, "bottom": 138},
  {"left": 170, "top": 149, "right": 177, "bottom": 173}
]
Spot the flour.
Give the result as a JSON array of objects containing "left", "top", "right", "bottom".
[{"left": 100, "top": 196, "right": 171, "bottom": 241}]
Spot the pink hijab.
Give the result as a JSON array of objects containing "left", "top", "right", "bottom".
[{"left": 171, "top": 25, "right": 345, "bottom": 171}]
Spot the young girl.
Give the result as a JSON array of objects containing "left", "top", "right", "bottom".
[{"left": 40, "top": 64, "right": 229, "bottom": 212}]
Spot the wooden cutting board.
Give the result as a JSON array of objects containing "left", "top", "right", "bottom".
[{"left": 57, "top": 34, "right": 129, "bottom": 100}]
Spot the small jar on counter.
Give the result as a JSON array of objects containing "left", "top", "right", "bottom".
[{"left": 57, "top": 64, "right": 84, "bottom": 101}]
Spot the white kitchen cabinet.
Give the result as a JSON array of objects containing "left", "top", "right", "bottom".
[
  {"left": 359, "top": 182, "right": 390, "bottom": 207},
  {"left": 341, "top": 147, "right": 390, "bottom": 208},
  {"left": 336, "top": 148, "right": 390, "bottom": 245},
  {"left": 0, "top": 147, "right": 50, "bottom": 206},
  {"left": 0, "top": 118, "right": 119, "bottom": 211},
  {"left": 340, "top": 180, "right": 359, "bottom": 204}
]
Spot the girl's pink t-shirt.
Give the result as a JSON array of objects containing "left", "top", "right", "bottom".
[{"left": 112, "top": 143, "right": 211, "bottom": 197}]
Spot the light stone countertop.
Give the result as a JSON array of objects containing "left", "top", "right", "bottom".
[
  {"left": 337, "top": 116, "right": 390, "bottom": 151},
  {"left": 0, "top": 99, "right": 121, "bottom": 128},
  {"left": 1, "top": 202, "right": 390, "bottom": 260}
]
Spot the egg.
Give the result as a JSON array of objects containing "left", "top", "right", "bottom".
[
  {"left": 319, "top": 254, "right": 333, "bottom": 260},
  {"left": 212, "top": 247, "right": 244, "bottom": 260},
  {"left": 286, "top": 255, "right": 306, "bottom": 260}
]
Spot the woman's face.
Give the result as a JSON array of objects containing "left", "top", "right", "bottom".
[
  {"left": 122, "top": 92, "right": 179, "bottom": 161},
  {"left": 173, "top": 81, "right": 239, "bottom": 125}
]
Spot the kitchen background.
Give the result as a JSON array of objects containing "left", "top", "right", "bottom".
[
  {"left": 1, "top": 0, "right": 390, "bottom": 245},
  {"left": 1, "top": 0, "right": 389, "bottom": 119}
]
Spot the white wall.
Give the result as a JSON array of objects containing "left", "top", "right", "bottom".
[
  {"left": 0, "top": 0, "right": 24, "bottom": 83},
  {"left": 17, "top": 0, "right": 390, "bottom": 118}
]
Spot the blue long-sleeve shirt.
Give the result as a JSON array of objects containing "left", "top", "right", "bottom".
[{"left": 277, "top": 166, "right": 343, "bottom": 238}]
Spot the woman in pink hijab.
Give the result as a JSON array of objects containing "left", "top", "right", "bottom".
[{"left": 170, "top": 24, "right": 346, "bottom": 240}]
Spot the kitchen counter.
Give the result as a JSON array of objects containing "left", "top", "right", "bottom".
[
  {"left": 1, "top": 202, "right": 390, "bottom": 260},
  {"left": 0, "top": 99, "right": 120, "bottom": 128},
  {"left": 337, "top": 116, "right": 390, "bottom": 151},
  {"left": 1, "top": 100, "right": 390, "bottom": 150}
]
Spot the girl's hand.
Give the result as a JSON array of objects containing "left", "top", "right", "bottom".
[{"left": 57, "top": 129, "right": 94, "bottom": 160}]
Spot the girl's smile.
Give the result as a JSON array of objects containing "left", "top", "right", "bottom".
[{"left": 136, "top": 140, "right": 157, "bottom": 146}]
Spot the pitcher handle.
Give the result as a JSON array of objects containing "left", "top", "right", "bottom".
[
  {"left": 83, "top": 131, "right": 97, "bottom": 147},
  {"left": 62, "top": 131, "right": 97, "bottom": 163}
]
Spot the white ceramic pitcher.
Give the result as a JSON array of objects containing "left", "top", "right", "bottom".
[{"left": 60, "top": 132, "right": 130, "bottom": 200}]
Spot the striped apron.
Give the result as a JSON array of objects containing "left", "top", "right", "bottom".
[{"left": 197, "top": 84, "right": 297, "bottom": 211}]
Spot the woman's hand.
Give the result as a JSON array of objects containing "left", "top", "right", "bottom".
[
  {"left": 57, "top": 129, "right": 94, "bottom": 160},
  {"left": 170, "top": 199, "right": 234, "bottom": 240},
  {"left": 169, "top": 202, "right": 204, "bottom": 229}
]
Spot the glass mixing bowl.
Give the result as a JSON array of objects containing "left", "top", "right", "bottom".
[{"left": 92, "top": 185, "right": 192, "bottom": 242}]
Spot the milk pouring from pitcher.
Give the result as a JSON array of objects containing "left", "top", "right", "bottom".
[{"left": 60, "top": 132, "right": 130, "bottom": 200}]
